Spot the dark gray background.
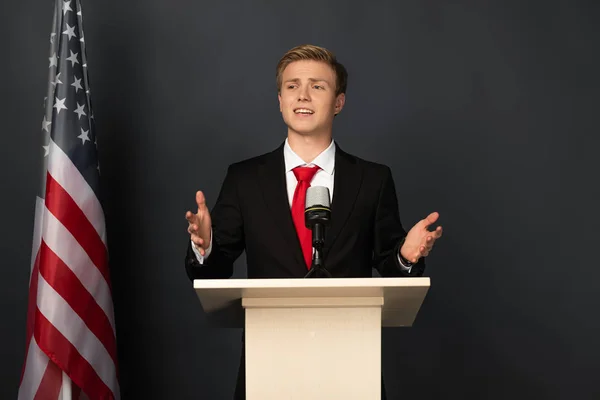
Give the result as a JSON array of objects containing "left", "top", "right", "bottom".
[{"left": 3, "top": 0, "right": 599, "bottom": 399}]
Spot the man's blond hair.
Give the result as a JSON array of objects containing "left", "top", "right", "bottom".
[{"left": 276, "top": 44, "right": 348, "bottom": 96}]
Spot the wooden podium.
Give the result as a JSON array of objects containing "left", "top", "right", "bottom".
[{"left": 194, "top": 277, "right": 430, "bottom": 399}]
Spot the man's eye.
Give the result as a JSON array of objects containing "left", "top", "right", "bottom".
[{"left": 314, "top": 85, "right": 323, "bottom": 89}]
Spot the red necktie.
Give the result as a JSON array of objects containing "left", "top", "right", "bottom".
[{"left": 291, "top": 166, "right": 320, "bottom": 269}]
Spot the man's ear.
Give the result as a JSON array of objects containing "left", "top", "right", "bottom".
[
  {"left": 278, "top": 93, "right": 282, "bottom": 113},
  {"left": 334, "top": 93, "right": 346, "bottom": 115}
]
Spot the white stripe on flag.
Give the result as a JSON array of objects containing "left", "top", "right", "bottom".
[
  {"left": 42, "top": 206, "right": 115, "bottom": 332},
  {"left": 17, "top": 338, "right": 49, "bottom": 400},
  {"left": 37, "top": 274, "right": 119, "bottom": 396},
  {"left": 47, "top": 139, "right": 106, "bottom": 245},
  {"left": 58, "top": 371, "right": 72, "bottom": 400},
  {"left": 30, "top": 197, "right": 45, "bottom": 274}
]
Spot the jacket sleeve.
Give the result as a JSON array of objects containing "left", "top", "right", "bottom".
[{"left": 371, "top": 166, "right": 425, "bottom": 277}]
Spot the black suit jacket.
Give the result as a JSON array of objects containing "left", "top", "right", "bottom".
[{"left": 185, "top": 142, "right": 425, "bottom": 280}]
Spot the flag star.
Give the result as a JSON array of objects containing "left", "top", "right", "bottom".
[
  {"left": 66, "top": 50, "right": 79, "bottom": 67},
  {"left": 49, "top": 53, "right": 58, "bottom": 67},
  {"left": 80, "top": 36, "right": 85, "bottom": 44},
  {"left": 72, "top": 76, "right": 83, "bottom": 92},
  {"left": 78, "top": 128, "right": 90, "bottom": 144},
  {"left": 74, "top": 103, "right": 87, "bottom": 119},
  {"left": 51, "top": 72, "right": 63, "bottom": 87},
  {"left": 42, "top": 116, "right": 52, "bottom": 132},
  {"left": 83, "top": 63, "right": 87, "bottom": 68},
  {"left": 54, "top": 97, "right": 67, "bottom": 114},
  {"left": 50, "top": 33, "right": 56, "bottom": 43},
  {"left": 62, "top": 24, "right": 77, "bottom": 41},
  {"left": 77, "top": 10, "right": 82, "bottom": 16},
  {"left": 43, "top": 145, "right": 50, "bottom": 157},
  {"left": 63, "top": 0, "right": 73, "bottom": 15}
]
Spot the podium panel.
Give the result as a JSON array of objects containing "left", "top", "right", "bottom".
[{"left": 244, "top": 296, "right": 382, "bottom": 399}]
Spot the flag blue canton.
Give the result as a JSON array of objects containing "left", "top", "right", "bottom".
[{"left": 44, "top": 0, "right": 99, "bottom": 198}]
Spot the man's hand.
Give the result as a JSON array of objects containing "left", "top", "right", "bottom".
[
  {"left": 185, "top": 191, "right": 212, "bottom": 256},
  {"left": 400, "top": 212, "right": 443, "bottom": 264}
]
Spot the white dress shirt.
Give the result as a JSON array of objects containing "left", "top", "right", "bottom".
[{"left": 192, "top": 138, "right": 411, "bottom": 272}]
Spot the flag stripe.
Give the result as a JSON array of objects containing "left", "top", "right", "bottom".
[
  {"left": 34, "top": 308, "right": 115, "bottom": 400},
  {"left": 42, "top": 205, "right": 115, "bottom": 332},
  {"left": 35, "top": 274, "right": 118, "bottom": 396},
  {"left": 18, "top": 339, "right": 48, "bottom": 400},
  {"left": 72, "top": 380, "right": 82, "bottom": 400},
  {"left": 20, "top": 196, "right": 46, "bottom": 386},
  {"left": 57, "top": 372, "right": 73, "bottom": 400},
  {"left": 45, "top": 172, "right": 110, "bottom": 286},
  {"left": 47, "top": 137, "right": 106, "bottom": 244},
  {"left": 33, "top": 360, "right": 62, "bottom": 400},
  {"left": 38, "top": 241, "right": 117, "bottom": 365},
  {"left": 30, "top": 197, "right": 46, "bottom": 274},
  {"left": 20, "top": 249, "right": 42, "bottom": 386}
]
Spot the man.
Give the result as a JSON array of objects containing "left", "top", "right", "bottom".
[{"left": 185, "top": 44, "right": 442, "bottom": 399}]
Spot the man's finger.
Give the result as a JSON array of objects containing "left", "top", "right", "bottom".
[
  {"left": 422, "top": 212, "right": 439, "bottom": 228},
  {"left": 193, "top": 244, "right": 205, "bottom": 257},
  {"left": 196, "top": 191, "right": 207, "bottom": 210},
  {"left": 185, "top": 211, "right": 195, "bottom": 222},
  {"left": 187, "top": 223, "right": 198, "bottom": 233},
  {"left": 192, "top": 236, "right": 204, "bottom": 247}
]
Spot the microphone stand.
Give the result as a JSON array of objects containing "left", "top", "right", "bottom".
[{"left": 304, "top": 224, "right": 332, "bottom": 278}]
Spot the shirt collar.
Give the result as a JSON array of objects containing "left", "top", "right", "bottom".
[{"left": 283, "top": 137, "right": 336, "bottom": 175}]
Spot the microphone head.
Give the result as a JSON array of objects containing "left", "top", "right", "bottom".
[
  {"left": 305, "top": 186, "right": 331, "bottom": 229},
  {"left": 305, "top": 186, "right": 330, "bottom": 210}
]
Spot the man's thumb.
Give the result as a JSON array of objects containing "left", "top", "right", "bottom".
[
  {"left": 422, "top": 212, "right": 439, "bottom": 228},
  {"left": 196, "top": 190, "right": 206, "bottom": 209}
]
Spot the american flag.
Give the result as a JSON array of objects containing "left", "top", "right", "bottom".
[{"left": 18, "top": 1, "right": 119, "bottom": 399}]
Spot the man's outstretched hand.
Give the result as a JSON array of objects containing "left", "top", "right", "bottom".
[
  {"left": 400, "top": 212, "right": 443, "bottom": 264},
  {"left": 185, "top": 191, "right": 212, "bottom": 256}
]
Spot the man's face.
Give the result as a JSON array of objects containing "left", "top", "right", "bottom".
[{"left": 278, "top": 60, "right": 345, "bottom": 137}]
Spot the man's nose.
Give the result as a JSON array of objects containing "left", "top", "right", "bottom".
[{"left": 298, "top": 86, "right": 311, "bottom": 101}]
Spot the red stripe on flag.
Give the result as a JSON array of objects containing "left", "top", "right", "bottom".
[
  {"left": 44, "top": 172, "right": 110, "bottom": 287},
  {"left": 38, "top": 241, "right": 118, "bottom": 365},
  {"left": 35, "top": 309, "right": 115, "bottom": 400},
  {"left": 72, "top": 384, "right": 82, "bottom": 399},
  {"left": 33, "top": 360, "right": 62, "bottom": 400},
  {"left": 20, "top": 249, "right": 41, "bottom": 384}
]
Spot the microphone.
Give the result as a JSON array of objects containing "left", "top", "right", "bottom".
[{"left": 304, "top": 186, "right": 332, "bottom": 278}]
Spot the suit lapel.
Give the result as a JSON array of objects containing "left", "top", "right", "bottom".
[
  {"left": 325, "top": 146, "right": 363, "bottom": 256},
  {"left": 257, "top": 144, "right": 306, "bottom": 273}
]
